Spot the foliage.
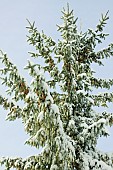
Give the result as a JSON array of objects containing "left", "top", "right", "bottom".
[{"left": 0, "top": 4, "right": 113, "bottom": 170}]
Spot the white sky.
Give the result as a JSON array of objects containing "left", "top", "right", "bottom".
[{"left": 0, "top": 0, "right": 113, "bottom": 167}]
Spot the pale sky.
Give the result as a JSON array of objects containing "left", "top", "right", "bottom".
[{"left": 0, "top": 1, "right": 113, "bottom": 168}]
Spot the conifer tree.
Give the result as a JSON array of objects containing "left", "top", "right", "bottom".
[{"left": 0, "top": 4, "right": 113, "bottom": 170}]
